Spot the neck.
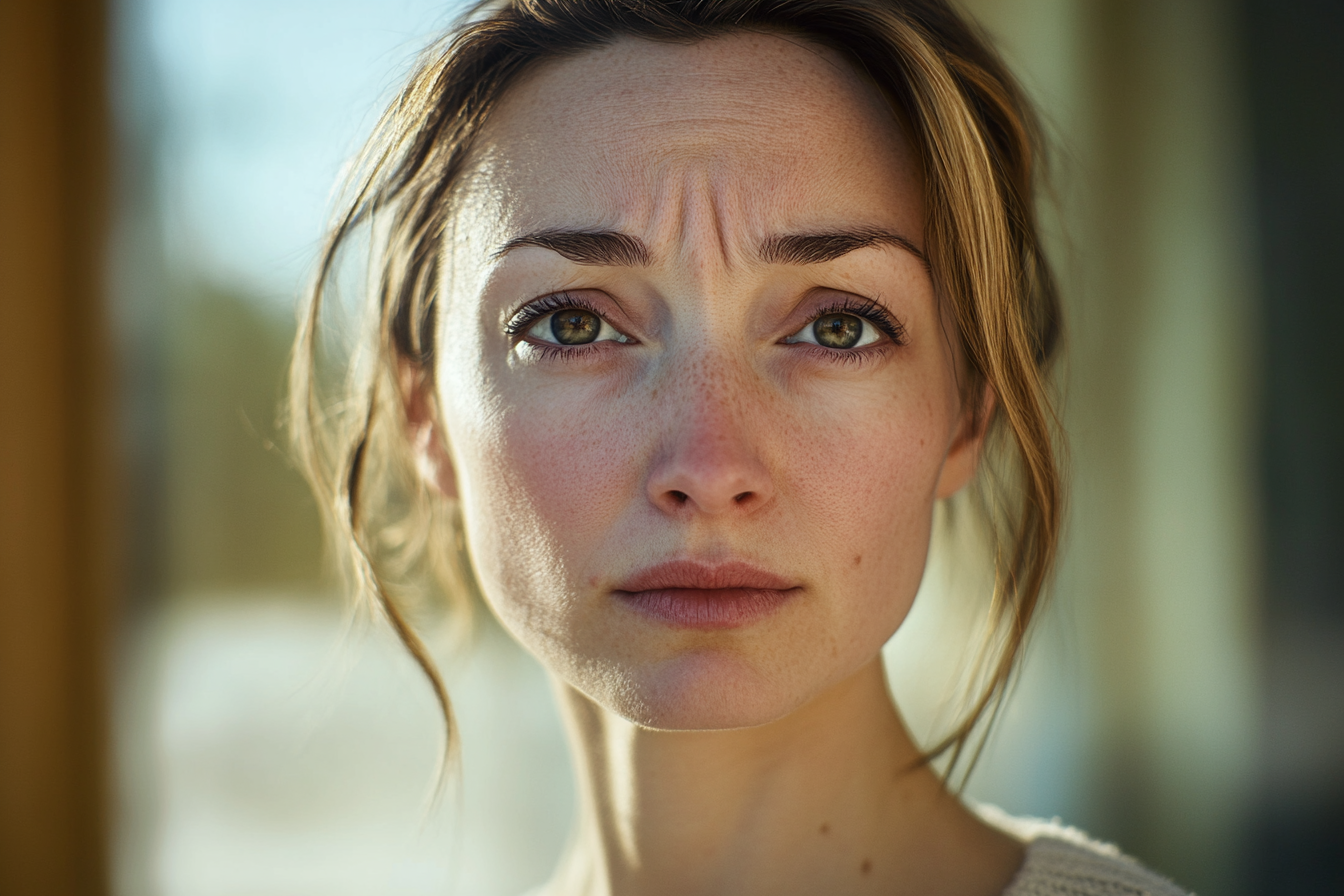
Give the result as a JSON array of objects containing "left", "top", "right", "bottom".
[{"left": 546, "top": 658, "right": 1022, "bottom": 896}]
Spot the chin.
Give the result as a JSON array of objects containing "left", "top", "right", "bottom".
[{"left": 605, "top": 650, "right": 813, "bottom": 731}]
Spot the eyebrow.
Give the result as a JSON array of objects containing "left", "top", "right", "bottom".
[
  {"left": 494, "top": 229, "right": 651, "bottom": 267},
  {"left": 494, "top": 226, "right": 925, "bottom": 267},
  {"left": 760, "top": 228, "right": 926, "bottom": 266}
]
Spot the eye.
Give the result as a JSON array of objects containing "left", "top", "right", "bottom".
[
  {"left": 784, "top": 311, "right": 885, "bottom": 350},
  {"left": 528, "top": 307, "right": 631, "bottom": 345},
  {"left": 507, "top": 294, "right": 635, "bottom": 347}
]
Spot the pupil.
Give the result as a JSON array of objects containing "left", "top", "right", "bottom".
[
  {"left": 551, "top": 309, "right": 600, "bottom": 345},
  {"left": 814, "top": 313, "right": 862, "bottom": 348}
]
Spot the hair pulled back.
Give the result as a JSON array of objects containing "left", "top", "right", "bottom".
[{"left": 290, "top": 0, "right": 1062, "bottom": 777}]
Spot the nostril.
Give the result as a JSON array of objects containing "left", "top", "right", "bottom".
[
  {"left": 669, "top": 490, "right": 689, "bottom": 505},
  {"left": 733, "top": 491, "right": 753, "bottom": 504}
]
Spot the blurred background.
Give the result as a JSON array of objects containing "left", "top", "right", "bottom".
[{"left": 1, "top": 0, "right": 1341, "bottom": 894}]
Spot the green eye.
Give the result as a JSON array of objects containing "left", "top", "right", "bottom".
[
  {"left": 522, "top": 303, "right": 633, "bottom": 347},
  {"left": 813, "top": 313, "right": 863, "bottom": 348},
  {"left": 783, "top": 306, "right": 887, "bottom": 351},
  {"left": 551, "top": 309, "right": 601, "bottom": 344}
]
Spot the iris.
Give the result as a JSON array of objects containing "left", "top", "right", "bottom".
[
  {"left": 814, "top": 313, "right": 862, "bottom": 349},
  {"left": 552, "top": 309, "right": 602, "bottom": 344}
]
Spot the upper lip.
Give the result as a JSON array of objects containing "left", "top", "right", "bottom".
[{"left": 614, "top": 560, "right": 798, "bottom": 593}]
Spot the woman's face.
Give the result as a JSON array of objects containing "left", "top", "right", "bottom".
[{"left": 430, "top": 33, "right": 982, "bottom": 730}]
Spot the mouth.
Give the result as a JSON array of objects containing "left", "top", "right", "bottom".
[{"left": 612, "top": 560, "right": 801, "bottom": 630}]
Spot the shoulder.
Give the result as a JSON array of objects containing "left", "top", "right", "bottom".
[{"left": 975, "top": 804, "right": 1193, "bottom": 896}]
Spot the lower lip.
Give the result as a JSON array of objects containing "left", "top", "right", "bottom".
[{"left": 615, "top": 587, "right": 797, "bottom": 630}]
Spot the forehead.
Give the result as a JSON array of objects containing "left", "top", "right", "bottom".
[{"left": 466, "top": 33, "right": 922, "bottom": 243}]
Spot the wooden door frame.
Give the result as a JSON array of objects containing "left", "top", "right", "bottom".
[{"left": 0, "top": 1, "right": 114, "bottom": 893}]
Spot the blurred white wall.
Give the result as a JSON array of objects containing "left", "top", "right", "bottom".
[
  {"left": 118, "top": 599, "right": 573, "bottom": 896},
  {"left": 960, "top": 4, "right": 1260, "bottom": 892}
]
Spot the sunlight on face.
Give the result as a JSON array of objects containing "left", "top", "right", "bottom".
[{"left": 433, "top": 33, "right": 977, "bottom": 730}]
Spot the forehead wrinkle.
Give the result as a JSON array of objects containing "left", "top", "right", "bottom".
[
  {"left": 666, "top": 164, "right": 740, "bottom": 276},
  {"left": 462, "top": 33, "right": 923, "bottom": 283}
]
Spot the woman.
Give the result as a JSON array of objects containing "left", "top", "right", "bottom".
[{"left": 291, "top": 0, "right": 1190, "bottom": 893}]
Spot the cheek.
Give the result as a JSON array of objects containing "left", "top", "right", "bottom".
[
  {"left": 781, "top": 377, "right": 953, "bottom": 632},
  {"left": 497, "top": 386, "right": 645, "bottom": 546},
  {"left": 444, "top": 362, "right": 645, "bottom": 605},
  {"left": 790, "top": 375, "right": 948, "bottom": 536}
]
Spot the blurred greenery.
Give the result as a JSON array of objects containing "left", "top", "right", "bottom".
[{"left": 161, "top": 285, "right": 324, "bottom": 595}]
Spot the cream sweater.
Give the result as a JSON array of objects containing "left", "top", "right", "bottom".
[
  {"left": 520, "top": 807, "right": 1192, "bottom": 896},
  {"left": 980, "top": 805, "right": 1192, "bottom": 896}
]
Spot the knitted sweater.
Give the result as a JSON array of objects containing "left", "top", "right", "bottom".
[
  {"left": 980, "top": 806, "right": 1192, "bottom": 896},
  {"left": 521, "top": 808, "right": 1192, "bottom": 896}
]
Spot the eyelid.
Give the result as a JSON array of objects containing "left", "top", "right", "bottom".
[
  {"left": 505, "top": 291, "right": 635, "bottom": 344},
  {"left": 787, "top": 294, "right": 907, "bottom": 346}
]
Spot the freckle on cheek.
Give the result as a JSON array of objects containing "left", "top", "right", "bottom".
[
  {"left": 504, "top": 408, "right": 635, "bottom": 535},
  {"left": 853, "top": 554, "right": 862, "bottom": 566}
]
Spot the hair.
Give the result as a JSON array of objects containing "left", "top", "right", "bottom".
[{"left": 289, "top": 0, "right": 1063, "bottom": 780}]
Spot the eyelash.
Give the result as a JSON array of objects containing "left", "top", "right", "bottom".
[
  {"left": 808, "top": 295, "right": 907, "bottom": 348},
  {"left": 504, "top": 291, "right": 608, "bottom": 339},
  {"left": 504, "top": 291, "right": 907, "bottom": 361}
]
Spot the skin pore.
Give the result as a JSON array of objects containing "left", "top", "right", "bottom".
[{"left": 411, "top": 32, "right": 1022, "bottom": 896}]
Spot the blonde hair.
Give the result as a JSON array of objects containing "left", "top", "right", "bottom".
[{"left": 290, "top": 0, "right": 1062, "bottom": 777}]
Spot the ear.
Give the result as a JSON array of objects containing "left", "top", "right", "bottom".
[
  {"left": 935, "top": 383, "right": 996, "bottom": 500},
  {"left": 399, "top": 361, "right": 458, "bottom": 499}
]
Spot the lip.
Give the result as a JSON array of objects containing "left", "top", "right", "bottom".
[{"left": 612, "top": 560, "right": 801, "bottom": 630}]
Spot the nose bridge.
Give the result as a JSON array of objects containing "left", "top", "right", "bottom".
[
  {"left": 669, "top": 347, "right": 747, "bottom": 444},
  {"left": 646, "top": 345, "right": 774, "bottom": 516},
  {"left": 640, "top": 163, "right": 774, "bottom": 516}
]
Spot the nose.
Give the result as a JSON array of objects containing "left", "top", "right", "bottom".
[{"left": 644, "top": 368, "right": 775, "bottom": 517}]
